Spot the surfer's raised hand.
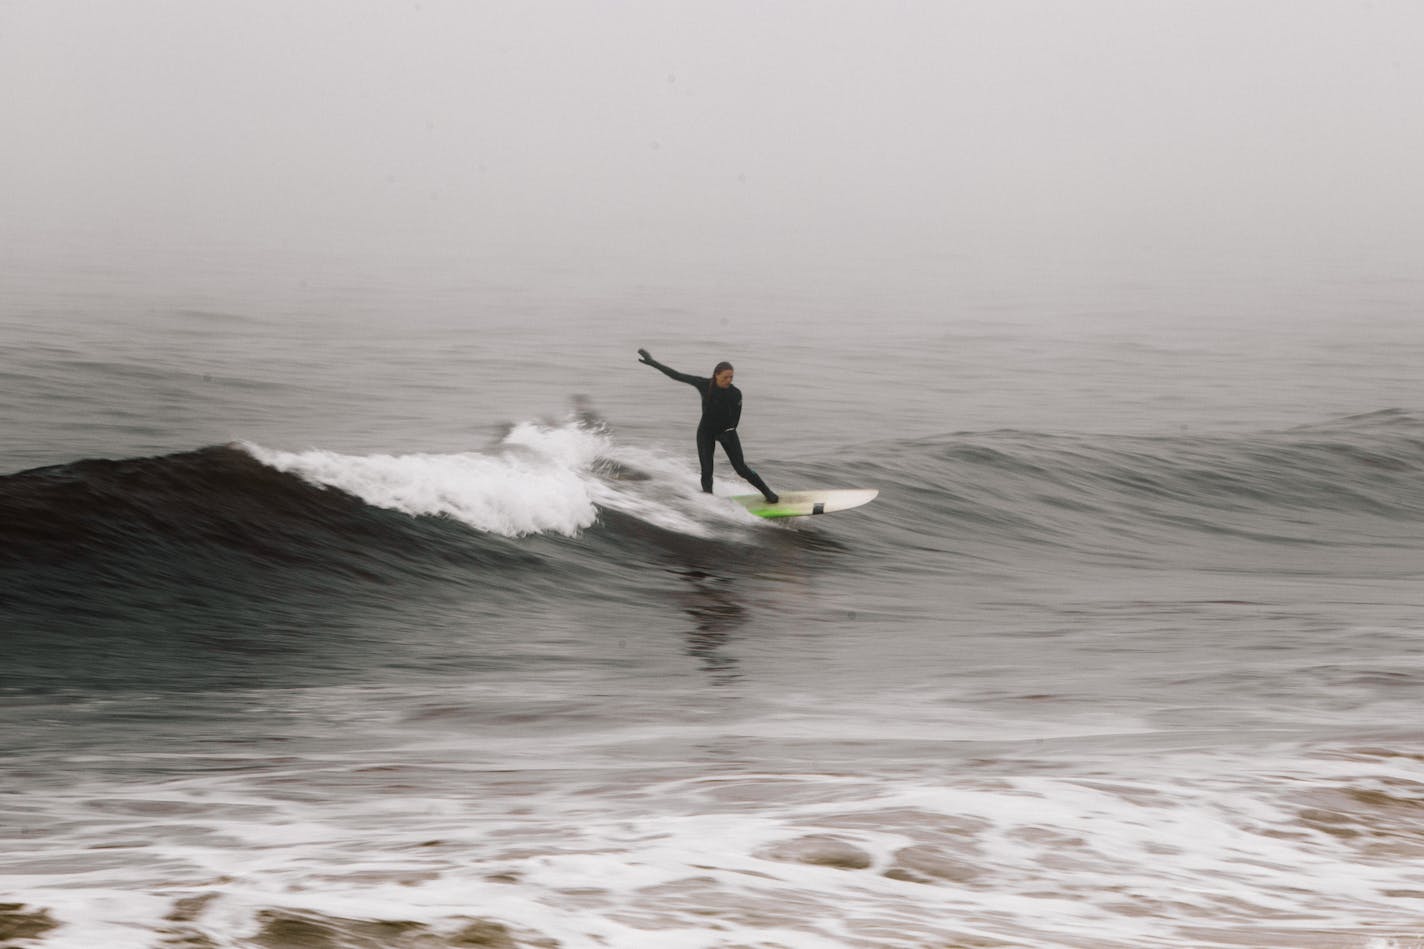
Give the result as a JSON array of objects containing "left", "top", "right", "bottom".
[{"left": 637, "top": 348, "right": 655, "bottom": 365}]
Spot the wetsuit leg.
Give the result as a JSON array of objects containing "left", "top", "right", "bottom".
[
  {"left": 716, "top": 431, "right": 777, "bottom": 502},
  {"left": 696, "top": 428, "right": 716, "bottom": 493}
]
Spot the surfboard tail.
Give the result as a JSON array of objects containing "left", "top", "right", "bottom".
[{"left": 730, "top": 489, "right": 878, "bottom": 519}]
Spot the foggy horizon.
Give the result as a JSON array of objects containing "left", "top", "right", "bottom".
[{"left": 4, "top": 0, "right": 1423, "bottom": 287}]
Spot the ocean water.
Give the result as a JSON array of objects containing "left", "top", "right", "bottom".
[{"left": 4, "top": 244, "right": 1424, "bottom": 949}]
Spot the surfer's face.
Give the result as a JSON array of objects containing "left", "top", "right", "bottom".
[{"left": 714, "top": 369, "right": 734, "bottom": 388}]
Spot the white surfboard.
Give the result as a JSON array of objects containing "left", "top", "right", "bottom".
[{"left": 729, "top": 488, "right": 878, "bottom": 519}]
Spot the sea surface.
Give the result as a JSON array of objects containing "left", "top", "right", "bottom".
[{"left": 4, "top": 242, "right": 1424, "bottom": 948}]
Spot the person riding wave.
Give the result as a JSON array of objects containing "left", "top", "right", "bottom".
[{"left": 637, "top": 348, "right": 779, "bottom": 503}]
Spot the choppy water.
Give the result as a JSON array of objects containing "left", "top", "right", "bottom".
[{"left": 4, "top": 248, "right": 1424, "bottom": 948}]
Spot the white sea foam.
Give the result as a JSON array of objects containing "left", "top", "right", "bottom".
[
  {"left": 241, "top": 420, "right": 759, "bottom": 539},
  {"left": 10, "top": 677, "right": 1424, "bottom": 949}
]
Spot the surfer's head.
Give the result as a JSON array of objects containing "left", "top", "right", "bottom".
[{"left": 711, "top": 362, "right": 734, "bottom": 389}]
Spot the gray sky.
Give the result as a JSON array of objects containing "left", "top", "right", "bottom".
[{"left": 3, "top": 1, "right": 1422, "bottom": 275}]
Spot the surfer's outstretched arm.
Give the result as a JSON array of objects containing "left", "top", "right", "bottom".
[{"left": 637, "top": 349, "right": 704, "bottom": 389}]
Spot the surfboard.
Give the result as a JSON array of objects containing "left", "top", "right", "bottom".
[{"left": 730, "top": 488, "right": 878, "bottom": 519}]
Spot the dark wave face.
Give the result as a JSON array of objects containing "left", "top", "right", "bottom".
[
  {"left": 4, "top": 411, "right": 1423, "bottom": 692},
  {"left": 0, "top": 445, "right": 534, "bottom": 690},
  {"left": 0, "top": 422, "right": 811, "bottom": 692}
]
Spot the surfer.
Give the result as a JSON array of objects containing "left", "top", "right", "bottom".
[{"left": 637, "top": 349, "right": 779, "bottom": 503}]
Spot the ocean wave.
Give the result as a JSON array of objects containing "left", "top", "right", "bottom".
[
  {"left": 0, "top": 420, "right": 747, "bottom": 576},
  {"left": 846, "top": 409, "right": 1424, "bottom": 555},
  {"left": 3, "top": 410, "right": 1421, "bottom": 637},
  {"left": 0, "top": 420, "right": 776, "bottom": 689}
]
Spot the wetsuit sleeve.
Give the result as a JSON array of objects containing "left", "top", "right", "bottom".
[{"left": 646, "top": 359, "right": 706, "bottom": 390}]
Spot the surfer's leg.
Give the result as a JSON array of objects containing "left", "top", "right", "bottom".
[
  {"left": 696, "top": 428, "right": 716, "bottom": 493},
  {"left": 718, "top": 432, "right": 777, "bottom": 502}
]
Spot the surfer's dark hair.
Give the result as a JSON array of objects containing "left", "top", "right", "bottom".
[{"left": 707, "top": 361, "right": 734, "bottom": 398}]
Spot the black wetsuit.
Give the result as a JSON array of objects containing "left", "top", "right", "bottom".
[{"left": 644, "top": 359, "right": 777, "bottom": 500}]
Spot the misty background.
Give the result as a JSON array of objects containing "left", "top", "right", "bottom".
[
  {"left": 5, "top": 1, "right": 1422, "bottom": 279},
  {"left": 3, "top": 1, "right": 1423, "bottom": 466}
]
